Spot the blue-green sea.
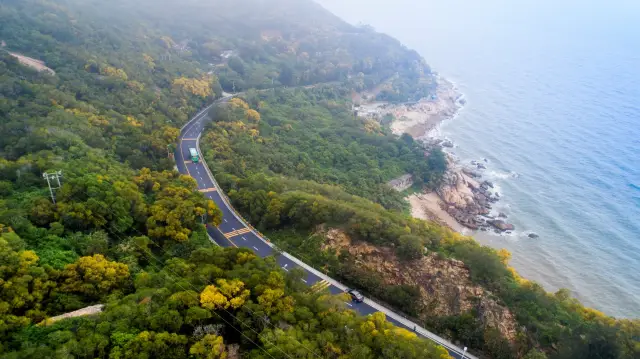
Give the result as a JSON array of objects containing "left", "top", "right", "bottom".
[{"left": 320, "top": 0, "right": 640, "bottom": 317}]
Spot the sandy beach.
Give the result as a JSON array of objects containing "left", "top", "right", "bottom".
[
  {"left": 388, "top": 77, "right": 463, "bottom": 139},
  {"left": 408, "top": 192, "right": 464, "bottom": 232},
  {"left": 361, "top": 75, "right": 508, "bottom": 233},
  {"left": 380, "top": 77, "right": 477, "bottom": 232}
]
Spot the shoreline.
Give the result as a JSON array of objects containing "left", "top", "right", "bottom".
[{"left": 360, "top": 75, "right": 520, "bottom": 235}]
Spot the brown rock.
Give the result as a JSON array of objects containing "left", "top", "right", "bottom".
[
  {"left": 488, "top": 219, "right": 515, "bottom": 231},
  {"left": 316, "top": 227, "right": 519, "bottom": 343}
]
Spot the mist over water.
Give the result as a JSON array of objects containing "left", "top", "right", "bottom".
[{"left": 319, "top": 0, "right": 640, "bottom": 317}]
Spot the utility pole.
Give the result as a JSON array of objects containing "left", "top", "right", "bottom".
[{"left": 42, "top": 171, "right": 63, "bottom": 204}]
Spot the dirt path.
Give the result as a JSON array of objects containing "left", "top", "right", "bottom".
[
  {"left": 8, "top": 52, "right": 55, "bottom": 75},
  {"left": 40, "top": 304, "right": 104, "bottom": 326}
]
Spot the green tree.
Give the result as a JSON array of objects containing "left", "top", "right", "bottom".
[
  {"left": 190, "top": 334, "right": 228, "bottom": 359},
  {"left": 111, "top": 331, "right": 189, "bottom": 359},
  {"left": 396, "top": 235, "right": 424, "bottom": 261}
]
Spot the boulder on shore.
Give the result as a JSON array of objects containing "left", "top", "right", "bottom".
[
  {"left": 488, "top": 219, "right": 515, "bottom": 231},
  {"left": 528, "top": 233, "right": 539, "bottom": 239},
  {"left": 462, "top": 168, "right": 481, "bottom": 178}
]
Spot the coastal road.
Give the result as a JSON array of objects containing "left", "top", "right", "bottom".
[{"left": 175, "top": 97, "right": 476, "bottom": 359}]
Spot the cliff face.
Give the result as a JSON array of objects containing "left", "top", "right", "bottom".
[{"left": 320, "top": 227, "right": 518, "bottom": 342}]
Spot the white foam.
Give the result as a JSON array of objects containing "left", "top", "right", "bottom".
[{"left": 486, "top": 170, "right": 519, "bottom": 180}]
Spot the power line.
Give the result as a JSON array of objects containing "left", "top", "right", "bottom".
[
  {"left": 55, "top": 176, "right": 324, "bottom": 359},
  {"left": 94, "top": 223, "right": 282, "bottom": 359},
  {"left": 179, "top": 95, "right": 466, "bottom": 358}
]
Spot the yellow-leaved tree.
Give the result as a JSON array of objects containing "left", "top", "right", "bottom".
[
  {"left": 134, "top": 169, "right": 222, "bottom": 242},
  {"left": 255, "top": 271, "right": 294, "bottom": 316},
  {"left": 100, "top": 65, "right": 129, "bottom": 81},
  {"left": 142, "top": 53, "right": 156, "bottom": 69},
  {"left": 246, "top": 109, "right": 261, "bottom": 122},
  {"left": 200, "top": 279, "right": 249, "bottom": 310},
  {"left": 497, "top": 248, "right": 512, "bottom": 265},
  {"left": 60, "top": 254, "right": 130, "bottom": 299},
  {"left": 172, "top": 77, "right": 212, "bottom": 98},
  {"left": 228, "top": 98, "right": 249, "bottom": 110},
  {"left": 0, "top": 233, "right": 58, "bottom": 328}
]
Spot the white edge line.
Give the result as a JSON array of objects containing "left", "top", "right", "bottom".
[{"left": 188, "top": 98, "right": 477, "bottom": 359}]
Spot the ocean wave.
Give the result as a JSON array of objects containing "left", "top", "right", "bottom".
[{"left": 486, "top": 170, "right": 520, "bottom": 180}]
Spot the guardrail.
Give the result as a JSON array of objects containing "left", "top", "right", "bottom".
[{"left": 182, "top": 97, "right": 477, "bottom": 359}]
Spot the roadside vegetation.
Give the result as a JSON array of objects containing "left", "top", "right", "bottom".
[
  {"left": 0, "top": 0, "right": 638, "bottom": 358},
  {"left": 0, "top": 0, "right": 452, "bottom": 358}
]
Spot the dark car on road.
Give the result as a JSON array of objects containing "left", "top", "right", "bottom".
[{"left": 347, "top": 289, "right": 364, "bottom": 303}]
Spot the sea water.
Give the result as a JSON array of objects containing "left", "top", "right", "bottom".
[{"left": 320, "top": 0, "right": 640, "bottom": 317}]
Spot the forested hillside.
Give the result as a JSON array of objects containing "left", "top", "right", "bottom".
[
  {"left": 0, "top": 0, "right": 638, "bottom": 358},
  {"left": 203, "top": 88, "right": 640, "bottom": 359},
  {"left": 0, "top": 0, "right": 452, "bottom": 358}
]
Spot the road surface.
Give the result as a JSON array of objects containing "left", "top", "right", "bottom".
[{"left": 175, "top": 98, "right": 476, "bottom": 359}]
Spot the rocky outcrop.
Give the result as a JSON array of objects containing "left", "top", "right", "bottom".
[
  {"left": 430, "top": 155, "right": 515, "bottom": 232},
  {"left": 321, "top": 227, "right": 519, "bottom": 342},
  {"left": 435, "top": 164, "right": 514, "bottom": 231}
]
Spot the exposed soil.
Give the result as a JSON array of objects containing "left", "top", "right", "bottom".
[
  {"left": 8, "top": 52, "right": 56, "bottom": 75},
  {"left": 320, "top": 227, "right": 519, "bottom": 342}
]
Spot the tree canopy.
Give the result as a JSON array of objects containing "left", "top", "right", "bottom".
[{"left": 0, "top": 0, "right": 637, "bottom": 358}]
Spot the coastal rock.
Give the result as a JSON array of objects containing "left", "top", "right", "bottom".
[
  {"left": 476, "top": 163, "right": 486, "bottom": 170},
  {"left": 441, "top": 140, "right": 454, "bottom": 148},
  {"left": 528, "top": 233, "right": 539, "bottom": 239},
  {"left": 462, "top": 168, "right": 481, "bottom": 178},
  {"left": 488, "top": 219, "right": 515, "bottom": 231},
  {"left": 438, "top": 170, "right": 478, "bottom": 209},
  {"left": 498, "top": 212, "right": 507, "bottom": 218},
  {"left": 483, "top": 180, "right": 494, "bottom": 188}
]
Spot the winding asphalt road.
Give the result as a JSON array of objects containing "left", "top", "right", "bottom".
[{"left": 175, "top": 97, "right": 476, "bottom": 359}]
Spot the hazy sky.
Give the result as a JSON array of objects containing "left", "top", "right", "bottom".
[{"left": 317, "top": 0, "right": 640, "bottom": 55}]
